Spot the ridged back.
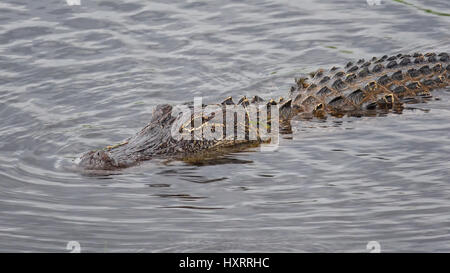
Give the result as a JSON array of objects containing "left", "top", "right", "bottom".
[{"left": 289, "top": 52, "right": 450, "bottom": 117}]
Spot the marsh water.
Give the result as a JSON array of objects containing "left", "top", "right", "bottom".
[{"left": 0, "top": 0, "right": 449, "bottom": 252}]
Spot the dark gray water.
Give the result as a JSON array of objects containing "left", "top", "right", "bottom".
[{"left": 0, "top": 0, "right": 449, "bottom": 252}]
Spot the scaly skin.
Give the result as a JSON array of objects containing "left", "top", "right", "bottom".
[{"left": 78, "top": 52, "right": 450, "bottom": 170}]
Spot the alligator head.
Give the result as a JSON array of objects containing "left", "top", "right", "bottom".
[
  {"left": 77, "top": 99, "right": 281, "bottom": 170},
  {"left": 78, "top": 104, "right": 179, "bottom": 170}
]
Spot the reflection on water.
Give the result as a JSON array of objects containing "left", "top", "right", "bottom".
[{"left": 0, "top": 0, "right": 450, "bottom": 252}]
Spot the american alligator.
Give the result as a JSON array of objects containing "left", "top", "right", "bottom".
[{"left": 78, "top": 52, "right": 450, "bottom": 170}]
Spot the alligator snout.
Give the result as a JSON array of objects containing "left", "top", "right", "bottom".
[{"left": 78, "top": 150, "right": 118, "bottom": 170}]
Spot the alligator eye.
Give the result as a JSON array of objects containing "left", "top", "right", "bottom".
[{"left": 314, "top": 103, "right": 324, "bottom": 111}]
